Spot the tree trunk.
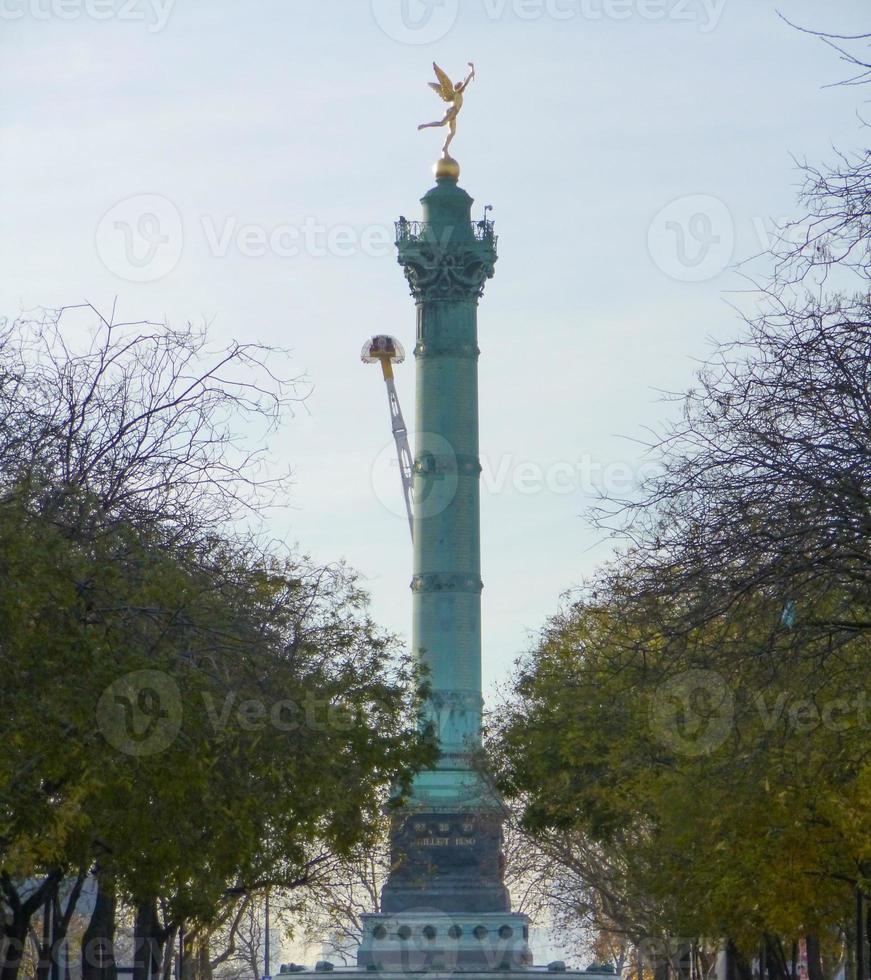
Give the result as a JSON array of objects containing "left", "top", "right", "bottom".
[
  {"left": 805, "top": 937, "right": 823, "bottom": 980},
  {"left": 726, "top": 940, "right": 754, "bottom": 980},
  {"left": 81, "top": 872, "right": 117, "bottom": 980},
  {"left": 765, "top": 936, "right": 790, "bottom": 980},
  {"left": 52, "top": 871, "right": 86, "bottom": 980},
  {"left": 1, "top": 911, "right": 29, "bottom": 980},
  {"left": 35, "top": 897, "right": 52, "bottom": 980},
  {"left": 725, "top": 942, "right": 737, "bottom": 980},
  {"left": 197, "top": 943, "right": 213, "bottom": 980},
  {"left": 177, "top": 929, "right": 190, "bottom": 980},
  {"left": 1, "top": 871, "right": 61, "bottom": 980},
  {"left": 654, "top": 954, "right": 670, "bottom": 980},
  {"left": 133, "top": 901, "right": 168, "bottom": 980},
  {"left": 698, "top": 947, "right": 717, "bottom": 980},
  {"left": 844, "top": 917, "right": 857, "bottom": 980},
  {"left": 177, "top": 931, "right": 194, "bottom": 980},
  {"left": 160, "top": 928, "right": 177, "bottom": 980}
]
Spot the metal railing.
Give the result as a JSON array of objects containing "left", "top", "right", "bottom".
[{"left": 395, "top": 219, "right": 496, "bottom": 244}]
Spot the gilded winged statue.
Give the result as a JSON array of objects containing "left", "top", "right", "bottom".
[{"left": 418, "top": 62, "right": 476, "bottom": 157}]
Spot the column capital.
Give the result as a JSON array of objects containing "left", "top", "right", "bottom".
[{"left": 396, "top": 234, "right": 497, "bottom": 303}]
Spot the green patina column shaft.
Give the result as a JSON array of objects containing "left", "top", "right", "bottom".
[{"left": 401, "top": 166, "right": 497, "bottom": 808}]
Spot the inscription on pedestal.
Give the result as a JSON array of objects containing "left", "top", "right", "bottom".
[{"left": 380, "top": 811, "right": 510, "bottom": 915}]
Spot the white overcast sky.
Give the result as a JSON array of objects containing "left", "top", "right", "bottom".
[{"left": 1, "top": 0, "right": 868, "bottom": 701}]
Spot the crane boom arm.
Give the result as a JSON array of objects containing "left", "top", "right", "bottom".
[{"left": 385, "top": 375, "right": 414, "bottom": 540}]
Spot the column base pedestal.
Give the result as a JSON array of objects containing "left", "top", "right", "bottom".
[
  {"left": 380, "top": 808, "right": 509, "bottom": 916},
  {"left": 357, "top": 912, "right": 532, "bottom": 972},
  {"left": 285, "top": 964, "right": 619, "bottom": 978}
]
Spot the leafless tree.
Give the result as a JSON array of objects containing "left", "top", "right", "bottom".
[
  {"left": 768, "top": 148, "right": 871, "bottom": 288},
  {"left": 777, "top": 16, "right": 871, "bottom": 89},
  {"left": 288, "top": 831, "right": 388, "bottom": 965},
  {"left": 760, "top": 17, "right": 871, "bottom": 288},
  {"left": 597, "top": 291, "right": 871, "bottom": 652},
  {"left": 0, "top": 303, "right": 301, "bottom": 543}
]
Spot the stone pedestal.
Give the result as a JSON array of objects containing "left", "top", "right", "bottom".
[
  {"left": 381, "top": 811, "right": 509, "bottom": 916},
  {"left": 357, "top": 912, "right": 531, "bottom": 972},
  {"left": 289, "top": 966, "right": 618, "bottom": 979}
]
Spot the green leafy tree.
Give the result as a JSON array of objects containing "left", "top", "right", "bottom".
[
  {"left": 0, "top": 308, "right": 435, "bottom": 980},
  {"left": 494, "top": 46, "right": 871, "bottom": 978},
  {"left": 493, "top": 589, "right": 871, "bottom": 975}
]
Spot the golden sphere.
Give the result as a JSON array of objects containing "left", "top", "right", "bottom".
[{"left": 434, "top": 155, "right": 461, "bottom": 181}]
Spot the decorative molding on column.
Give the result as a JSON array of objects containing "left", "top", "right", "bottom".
[
  {"left": 410, "top": 573, "right": 484, "bottom": 594},
  {"left": 414, "top": 453, "right": 482, "bottom": 477},
  {"left": 413, "top": 340, "right": 480, "bottom": 359}
]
